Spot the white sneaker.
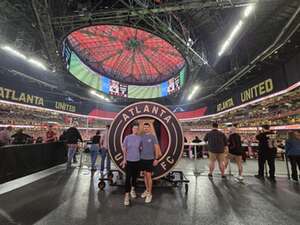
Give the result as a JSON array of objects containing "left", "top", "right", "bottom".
[
  {"left": 141, "top": 190, "right": 149, "bottom": 198},
  {"left": 124, "top": 194, "right": 130, "bottom": 206},
  {"left": 130, "top": 189, "right": 137, "bottom": 199},
  {"left": 235, "top": 175, "right": 244, "bottom": 182},
  {"left": 145, "top": 194, "right": 152, "bottom": 203}
]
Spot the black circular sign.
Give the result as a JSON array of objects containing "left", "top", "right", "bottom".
[{"left": 108, "top": 101, "right": 184, "bottom": 180}]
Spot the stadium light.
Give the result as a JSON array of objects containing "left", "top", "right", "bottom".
[
  {"left": 187, "top": 85, "right": 200, "bottom": 101},
  {"left": 28, "top": 58, "right": 47, "bottom": 71},
  {"left": 90, "top": 90, "right": 110, "bottom": 102},
  {"left": 1, "top": 46, "right": 27, "bottom": 60},
  {"left": 244, "top": 4, "right": 255, "bottom": 18},
  {"left": 218, "top": 20, "right": 243, "bottom": 57},
  {"left": 1, "top": 45, "right": 49, "bottom": 71},
  {"left": 218, "top": 2, "right": 255, "bottom": 57}
]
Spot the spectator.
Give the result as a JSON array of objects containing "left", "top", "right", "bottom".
[
  {"left": 225, "top": 125, "right": 243, "bottom": 181},
  {"left": 11, "top": 129, "right": 32, "bottom": 145},
  {"left": 59, "top": 130, "right": 67, "bottom": 142},
  {"left": 285, "top": 130, "right": 300, "bottom": 182},
  {"left": 45, "top": 125, "right": 57, "bottom": 143},
  {"left": 65, "top": 124, "right": 83, "bottom": 169},
  {"left": 100, "top": 125, "right": 111, "bottom": 173},
  {"left": 35, "top": 136, "right": 43, "bottom": 144},
  {"left": 90, "top": 130, "right": 101, "bottom": 171},
  {"left": 192, "top": 136, "right": 203, "bottom": 158},
  {"left": 0, "top": 126, "right": 12, "bottom": 146},
  {"left": 255, "top": 125, "right": 277, "bottom": 182},
  {"left": 183, "top": 136, "right": 189, "bottom": 157},
  {"left": 204, "top": 123, "right": 227, "bottom": 179}
]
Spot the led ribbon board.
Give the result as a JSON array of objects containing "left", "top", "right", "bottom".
[{"left": 108, "top": 101, "right": 184, "bottom": 180}]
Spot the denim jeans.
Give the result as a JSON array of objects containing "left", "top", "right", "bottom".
[
  {"left": 289, "top": 156, "right": 300, "bottom": 181},
  {"left": 67, "top": 144, "right": 77, "bottom": 168},
  {"left": 90, "top": 144, "right": 99, "bottom": 170},
  {"left": 100, "top": 148, "right": 111, "bottom": 172}
]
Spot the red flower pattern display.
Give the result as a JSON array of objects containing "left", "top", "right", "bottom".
[{"left": 67, "top": 25, "right": 185, "bottom": 85}]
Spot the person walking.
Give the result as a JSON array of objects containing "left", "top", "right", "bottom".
[
  {"left": 100, "top": 125, "right": 111, "bottom": 173},
  {"left": 65, "top": 124, "right": 83, "bottom": 169},
  {"left": 224, "top": 125, "right": 243, "bottom": 181},
  {"left": 255, "top": 125, "right": 277, "bottom": 182},
  {"left": 121, "top": 124, "right": 142, "bottom": 206},
  {"left": 285, "top": 130, "right": 300, "bottom": 182},
  {"left": 90, "top": 130, "right": 101, "bottom": 171},
  {"left": 204, "top": 122, "right": 227, "bottom": 179}
]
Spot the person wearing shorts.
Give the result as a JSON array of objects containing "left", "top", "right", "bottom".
[
  {"left": 225, "top": 125, "right": 243, "bottom": 181},
  {"left": 121, "top": 124, "right": 142, "bottom": 206},
  {"left": 204, "top": 122, "right": 227, "bottom": 179},
  {"left": 140, "top": 123, "right": 161, "bottom": 203}
]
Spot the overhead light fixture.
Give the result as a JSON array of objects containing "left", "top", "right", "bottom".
[
  {"left": 244, "top": 4, "right": 255, "bottom": 18},
  {"left": 1, "top": 46, "right": 27, "bottom": 60},
  {"left": 28, "top": 58, "right": 47, "bottom": 70},
  {"left": 218, "top": 3, "right": 256, "bottom": 57},
  {"left": 187, "top": 85, "right": 200, "bottom": 101},
  {"left": 90, "top": 90, "right": 110, "bottom": 102},
  {"left": 1, "top": 45, "right": 50, "bottom": 71},
  {"left": 218, "top": 20, "right": 243, "bottom": 57}
]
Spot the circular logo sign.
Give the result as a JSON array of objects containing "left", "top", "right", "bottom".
[{"left": 108, "top": 101, "right": 184, "bottom": 180}]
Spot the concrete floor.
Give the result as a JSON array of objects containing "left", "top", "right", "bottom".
[{"left": 0, "top": 159, "right": 300, "bottom": 225}]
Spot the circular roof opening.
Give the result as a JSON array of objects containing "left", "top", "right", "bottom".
[{"left": 65, "top": 25, "right": 186, "bottom": 86}]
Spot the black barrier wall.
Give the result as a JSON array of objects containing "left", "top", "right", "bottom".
[{"left": 0, "top": 142, "right": 67, "bottom": 184}]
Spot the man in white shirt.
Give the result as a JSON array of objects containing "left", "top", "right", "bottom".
[{"left": 100, "top": 125, "right": 111, "bottom": 173}]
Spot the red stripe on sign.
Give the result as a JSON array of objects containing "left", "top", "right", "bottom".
[
  {"left": 88, "top": 107, "right": 208, "bottom": 121},
  {"left": 175, "top": 107, "right": 207, "bottom": 119},
  {"left": 88, "top": 109, "right": 117, "bottom": 121}
]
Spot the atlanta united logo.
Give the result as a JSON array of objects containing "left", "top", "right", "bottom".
[{"left": 108, "top": 101, "right": 184, "bottom": 180}]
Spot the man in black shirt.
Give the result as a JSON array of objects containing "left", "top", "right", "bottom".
[
  {"left": 204, "top": 123, "right": 227, "bottom": 179},
  {"left": 255, "top": 125, "right": 277, "bottom": 182},
  {"left": 65, "top": 125, "right": 83, "bottom": 169},
  {"left": 224, "top": 125, "right": 243, "bottom": 181},
  {"left": 90, "top": 130, "right": 101, "bottom": 171},
  {"left": 11, "top": 129, "right": 32, "bottom": 144},
  {"left": 192, "top": 136, "right": 203, "bottom": 158}
]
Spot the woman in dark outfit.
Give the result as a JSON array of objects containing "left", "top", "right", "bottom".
[{"left": 225, "top": 125, "right": 243, "bottom": 181}]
